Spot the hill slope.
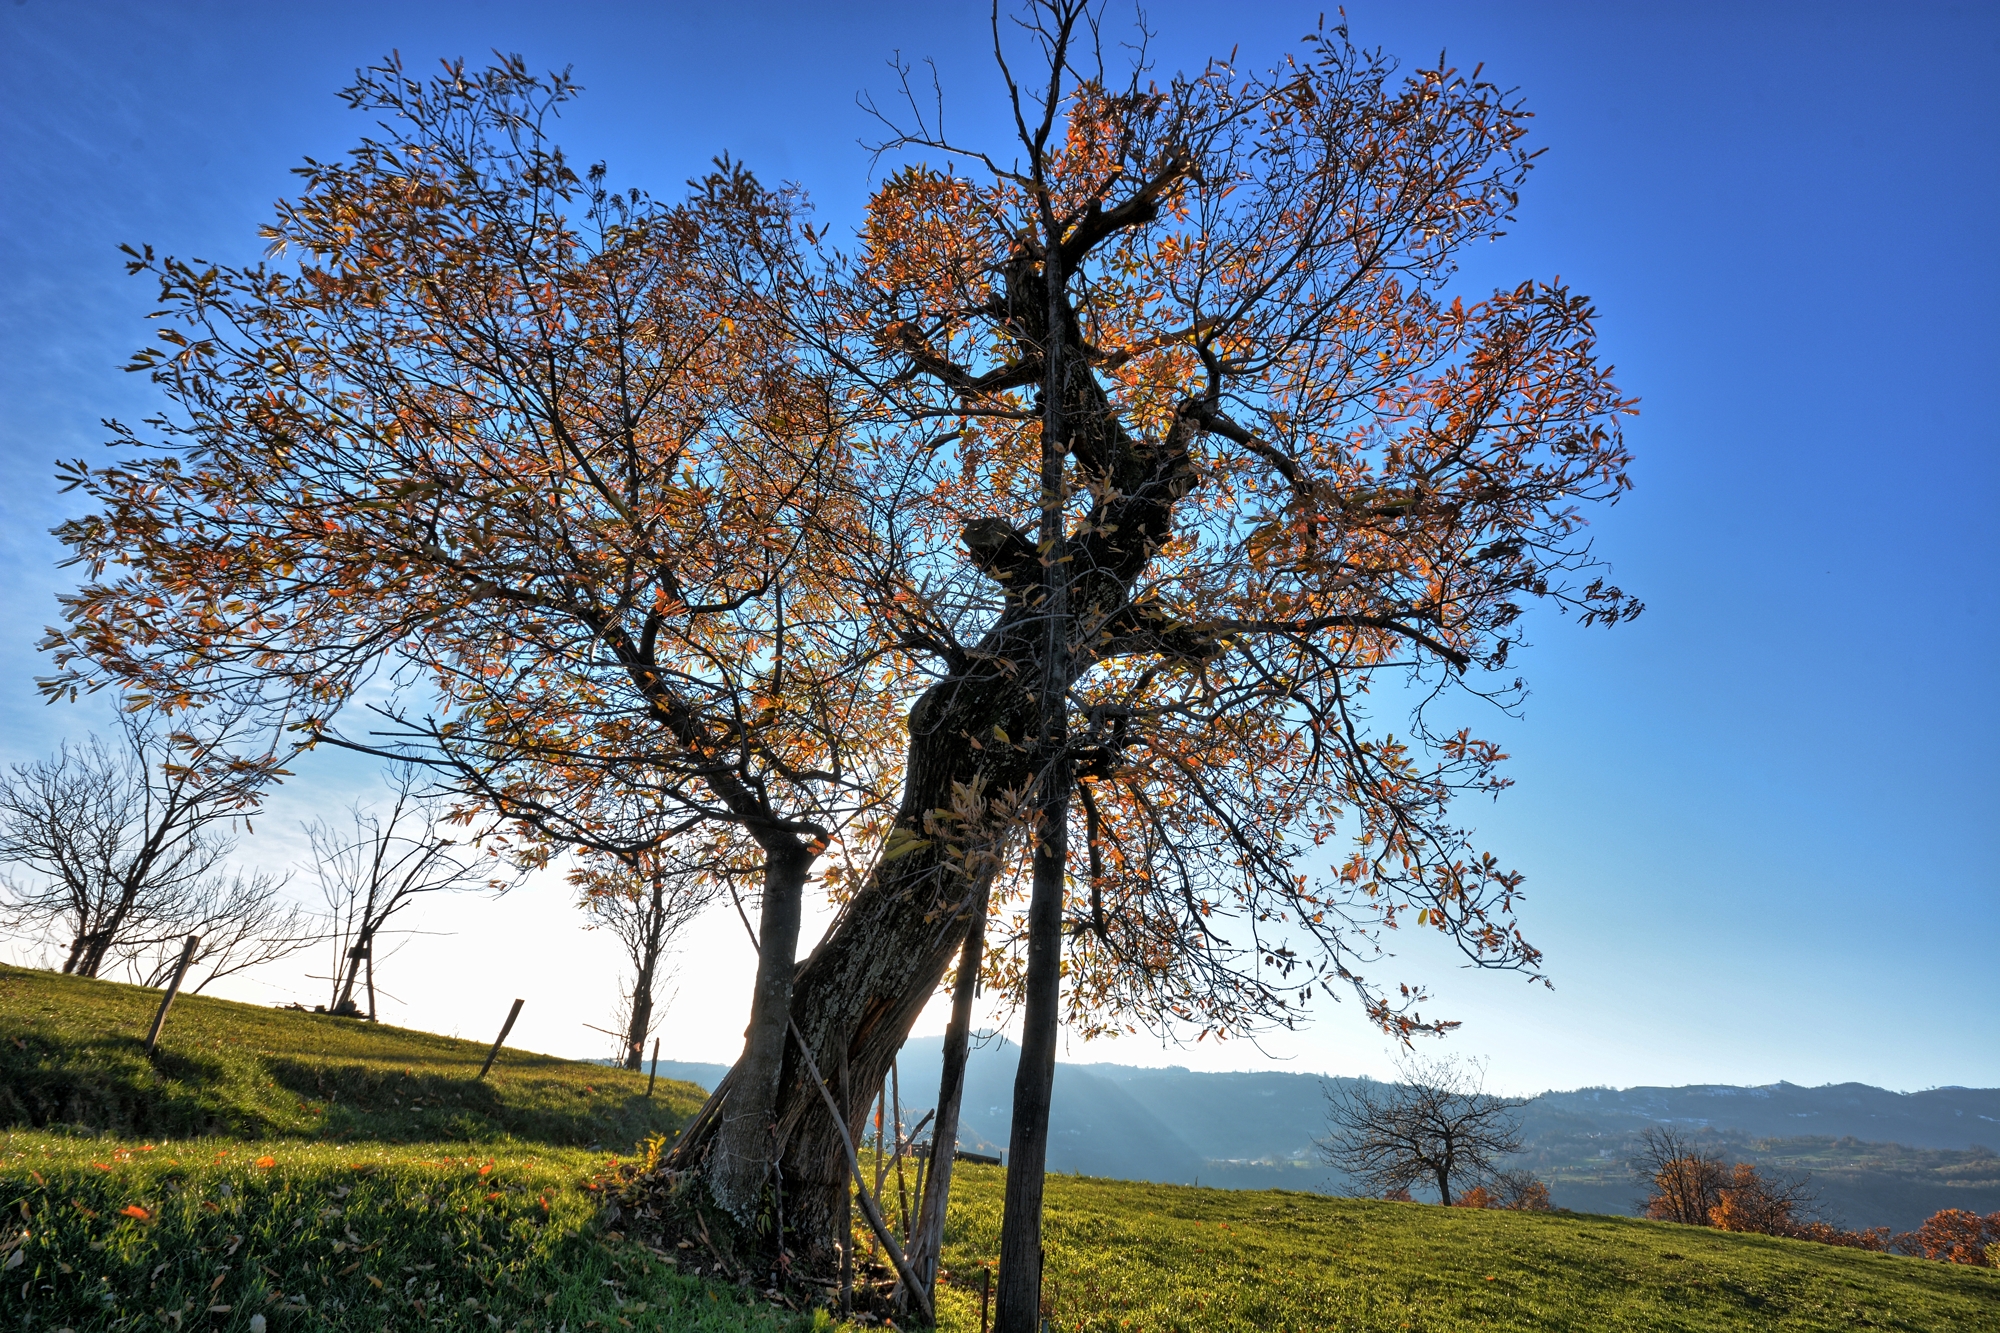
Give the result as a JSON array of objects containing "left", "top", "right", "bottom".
[
  {"left": 0, "top": 962, "right": 704, "bottom": 1145},
  {"left": 5, "top": 967, "right": 1996, "bottom": 1332},
  {"left": 933, "top": 1168, "right": 2000, "bottom": 1333}
]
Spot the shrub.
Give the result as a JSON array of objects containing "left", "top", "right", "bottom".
[
  {"left": 1893, "top": 1209, "right": 2000, "bottom": 1265},
  {"left": 1708, "top": 1163, "right": 1812, "bottom": 1236},
  {"left": 1493, "top": 1170, "right": 1553, "bottom": 1211}
]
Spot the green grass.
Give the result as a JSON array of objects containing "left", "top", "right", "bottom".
[
  {"left": 0, "top": 964, "right": 702, "bottom": 1146},
  {"left": 2, "top": 1132, "right": 807, "bottom": 1332},
  {"left": 4, "top": 963, "right": 1997, "bottom": 1332},
  {"left": 926, "top": 1172, "right": 2000, "bottom": 1332}
]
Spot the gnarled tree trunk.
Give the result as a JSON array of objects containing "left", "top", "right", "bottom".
[{"left": 666, "top": 386, "right": 1200, "bottom": 1265}]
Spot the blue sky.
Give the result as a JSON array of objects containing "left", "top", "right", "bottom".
[{"left": 1, "top": 1, "right": 1994, "bottom": 1094}]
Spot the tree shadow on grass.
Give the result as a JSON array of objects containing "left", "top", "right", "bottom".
[{"left": 0, "top": 1035, "right": 243, "bottom": 1137}]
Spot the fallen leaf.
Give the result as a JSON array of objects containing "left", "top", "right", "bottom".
[
  {"left": 120, "top": 1205, "right": 150, "bottom": 1221},
  {"left": 254, "top": 1156, "right": 276, "bottom": 1169}
]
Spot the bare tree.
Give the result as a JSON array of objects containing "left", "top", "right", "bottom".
[
  {"left": 571, "top": 841, "right": 722, "bottom": 1069},
  {"left": 1320, "top": 1057, "right": 1527, "bottom": 1206},
  {"left": 1632, "top": 1125, "right": 1730, "bottom": 1226},
  {"left": 0, "top": 710, "right": 280, "bottom": 977},
  {"left": 118, "top": 868, "right": 319, "bottom": 993},
  {"left": 1490, "top": 1168, "right": 1554, "bottom": 1211},
  {"left": 307, "top": 770, "right": 507, "bottom": 1018}
]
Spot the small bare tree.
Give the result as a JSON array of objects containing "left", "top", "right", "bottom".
[
  {"left": 1633, "top": 1125, "right": 1730, "bottom": 1225},
  {"left": 570, "top": 841, "right": 722, "bottom": 1069},
  {"left": 117, "top": 869, "right": 318, "bottom": 993},
  {"left": 0, "top": 710, "right": 283, "bottom": 978},
  {"left": 1490, "top": 1168, "right": 1555, "bottom": 1212},
  {"left": 1320, "top": 1057, "right": 1527, "bottom": 1206},
  {"left": 307, "top": 770, "right": 506, "bottom": 1018}
]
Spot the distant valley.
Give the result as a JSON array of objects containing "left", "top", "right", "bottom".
[{"left": 652, "top": 1038, "right": 2000, "bottom": 1232}]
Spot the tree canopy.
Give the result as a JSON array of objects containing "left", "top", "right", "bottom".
[{"left": 43, "top": 7, "right": 1639, "bottom": 1294}]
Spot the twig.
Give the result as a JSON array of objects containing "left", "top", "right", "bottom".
[{"left": 694, "top": 1208, "right": 736, "bottom": 1281}]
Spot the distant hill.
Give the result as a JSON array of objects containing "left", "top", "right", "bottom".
[
  {"left": 1529, "top": 1081, "right": 2000, "bottom": 1150},
  {"left": 655, "top": 1038, "right": 2000, "bottom": 1230}
]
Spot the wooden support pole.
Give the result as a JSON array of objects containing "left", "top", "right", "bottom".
[
  {"left": 789, "top": 1019, "right": 934, "bottom": 1324},
  {"left": 892, "top": 1060, "right": 911, "bottom": 1245},
  {"left": 144, "top": 935, "right": 200, "bottom": 1056},
  {"left": 645, "top": 1037, "right": 660, "bottom": 1098},
  {"left": 477, "top": 998, "right": 525, "bottom": 1080}
]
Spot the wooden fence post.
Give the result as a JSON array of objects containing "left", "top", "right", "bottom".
[
  {"left": 645, "top": 1037, "right": 661, "bottom": 1098},
  {"left": 144, "top": 935, "right": 200, "bottom": 1056},
  {"left": 476, "top": 998, "right": 524, "bottom": 1080}
]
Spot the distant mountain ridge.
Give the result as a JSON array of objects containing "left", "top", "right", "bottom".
[
  {"left": 1530, "top": 1081, "right": 2000, "bottom": 1150},
  {"left": 646, "top": 1040, "right": 2000, "bottom": 1229}
]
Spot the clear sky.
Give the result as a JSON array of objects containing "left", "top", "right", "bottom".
[{"left": 2, "top": 1, "right": 1994, "bottom": 1097}]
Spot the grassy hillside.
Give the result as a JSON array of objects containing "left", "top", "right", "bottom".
[
  {"left": 0, "top": 963, "right": 703, "bottom": 1145},
  {"left": 4, "top": 1133, "right": 803, "bottom": 1332},
  {"left": 930, "top": 1171, "right": 2000, "bottom": 1332},
  {"left": 3, "top": 964, "right": 1996, "bottom": 1332}
]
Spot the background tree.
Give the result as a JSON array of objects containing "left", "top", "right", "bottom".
[
  {"left": 1319, "top": 1056, "right": 1526, "bottom": 1205},
  {"left": 42, "top": 55, "right": 902, "bottom": 1224},
  {"left": 0, "top": 710, "right": 284, "bottom": 979},
  {"left": 306, "top": 770, "right": 506, "bottom": 1019},
  {"left": 1894, "top": 1209, "right": 2000, "bottom": 1266},
  {"left": 1707, "top": 1161, "right": 1817, "bottom": 1236},
  {"left": 569, "top": 839, "right": 723, "bottom": 1069},
  {"left": 1633, "top": 1125, "right": 1730, "bottom": 1226},
  {"left": 117, "top": 868, "right": 316, "bottom": 995},
  {"left": 1490, "top": 1169, "right": 1554, "bottom": 1211}
]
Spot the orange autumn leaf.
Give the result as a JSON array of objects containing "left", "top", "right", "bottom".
[
  {"left": 120, "top": 1205, "right": 150, "bottom": 1220},
  {"left": 254, "top": 1156, "right": 277, "bottom": 1169}
]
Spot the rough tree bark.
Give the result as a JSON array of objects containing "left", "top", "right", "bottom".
[
  {"left": 704, "top": 835, "right": 816, "bottom": 1222},
  {"left": 623, "top": 952, "right": 656, "bottom": 1071}
]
